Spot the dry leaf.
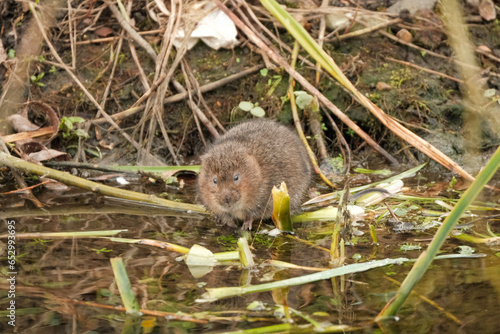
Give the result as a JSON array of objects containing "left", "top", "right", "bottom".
[
  {"left": 40, "top": 177, "right": 71, "bottom": 191},
  {"left": 28, "top": 149, "right": 71, "bottom": 162},
  {"left": 478, "top": 0, "right": 496, "bottom": 21},
  {"left": 477, "top": 45, "right": 492, "bottom": 53},
  {"left": 99, "top": 139, "right": 115, "bottom": 150},
  {"left": 17, "top": 140, "right": 70, "bottom": 163},
  {"left": 95, "top": 27, "right": 114, "bottom": 37},
  {"left": 396, "top": 29, "right": 413, "bottom": 43},
  {"left": 376, "top": 82, "right": 392, "bottom": 91},
  {"left": 8, "top": 114, "right": 40, "bottom": 132},
  {"left": 0, "top": 38, "right": 7, "bottom": 65},
  {"left": 19, "top": 101, "right": 60, "bottom": 144}
]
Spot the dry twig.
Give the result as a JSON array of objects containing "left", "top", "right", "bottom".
[{"left": 386, "top": 56, "right": 464, "bottom": 84}]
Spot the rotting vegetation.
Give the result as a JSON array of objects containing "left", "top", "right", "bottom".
[{"left": 1, "top": 0, "right": 500, "bottom": 333}]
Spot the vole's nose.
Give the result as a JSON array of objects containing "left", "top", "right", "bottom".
[
  {"left": 221, "top": 189, "right": 241, "bottom": 209},
  {"left": 223, "top": 195, "right": 233, "bottom": 208}
]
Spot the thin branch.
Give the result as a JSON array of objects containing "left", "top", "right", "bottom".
[
  {"left": 386, "top": 56, "right": 464, "bottom": 83},
  {"left": 67, "top": 0, "right": 76, "bottom": 69},
  {"left": 329, "top": 18, "right": 402, "bottom": 42}
]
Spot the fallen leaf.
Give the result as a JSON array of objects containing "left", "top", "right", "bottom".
[
  {"left": 95, "top": 27, "right": 114, "bottom": 37},
  {"left": 8, "top": 114, "right": 40, "bottom": 132},
  {"left": 376, "top": 82, "right": 392, "bottom": 91},
  {"left": 478, "top": 0, "right": 496, "bottom": 21},
  {"left": 40, "top": 177, "right": 71, "bottom": 191},
  {"left": 396, "top": 29, "right": 413, "bottom": 43},
  {"left": 28, "top": 149, "right": 71, "bottom": 162},
  {"left": 476, "top": 45, "right": 492, "bottom": 53}
]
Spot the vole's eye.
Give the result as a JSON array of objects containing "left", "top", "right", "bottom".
[
  {"left": 213, "top": 177, "right": 217, "bottom": 185},
  {"left": 233, "top": 174, "right": 240, "bottom": 182}
]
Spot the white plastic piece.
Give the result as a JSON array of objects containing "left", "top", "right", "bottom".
[{"left": 174, "top": 3, "right": 238, "bottom": 50}]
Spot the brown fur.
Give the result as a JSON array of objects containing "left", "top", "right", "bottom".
[{"left": 197, "top": 119, "right": 312, "bottom": 228}]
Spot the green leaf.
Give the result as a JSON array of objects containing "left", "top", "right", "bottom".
[
  {"left": 260, "top": 68, "right": 268, "bottom": 76},
  {"left": 8, "top": 49, "right": 15, "bottom": 58},
  {"left": 74, "top": 129, "right": 89, "bottom": 139},
  {"left": 68, "top": 116, "right": 85, "bottom": 124},
  {"left": 59, "top": 117, "right": 73, "bottom": 131},
  {"left": 99, "top": 288, "right": 112, "bottom": 297},
  {"left": 110, "top": 257, "right": 141, "bottom": 315},
  {"left": 85, "top": 148, "right": 102, "bottom": 158},
  {"left": 393, "top": 207, "right": 408, "bottom": 217},
  {"left": 250, "top": 106, "right": 265, "bottom": 117},
  {"left": 247, "top": 301, "right": 266, "bottom": 311},
  {"left": 294, "top": 91, "right": 313, "bottom": 109},
  {"left": 238, "top": 101, "right": 254, "bottom": 111},
  {"left": 457, "top": 245, "right": 475, "bottom": 255},
  {"left": 354, "top": 168, "right": 392, "bottom": 176}
]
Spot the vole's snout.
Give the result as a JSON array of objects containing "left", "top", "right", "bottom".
[
  {"left": 220, "top": 189, "right": 241, "bottom": 209},
  {"left": 222, "top": 195, "right": 233, "bottom": 207}
]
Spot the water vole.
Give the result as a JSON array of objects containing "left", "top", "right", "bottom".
[{"left": 197, "top": 119, "right": 312, "bottom": 229}]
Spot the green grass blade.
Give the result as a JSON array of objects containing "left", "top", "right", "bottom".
[
  {"left": 197, "top": 257, "right": 408, "bottom": 302},
  {"left": 110, "top": 257, "right": 141, "bottom": 315}
]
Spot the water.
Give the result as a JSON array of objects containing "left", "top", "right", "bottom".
[{"left": 1, "top": 173, "right": 500, "bottom": 333}]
